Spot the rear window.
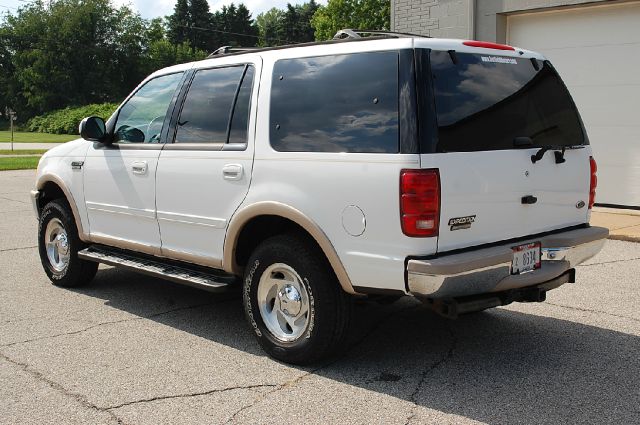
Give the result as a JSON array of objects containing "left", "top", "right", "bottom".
[
  {"left": 270, "top": 51, "right": 399, "bottom": 153},
  {"left": 430, "top": 51, "right": 585, "bottom": 152}
]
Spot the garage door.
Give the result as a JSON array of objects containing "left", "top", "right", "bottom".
[{"left": 508, "top": 2, "right": 640, "bottom": 207}]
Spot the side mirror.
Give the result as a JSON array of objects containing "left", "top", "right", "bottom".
[{"left": 79, "top": 116, "right": 107, "bottom": 143}]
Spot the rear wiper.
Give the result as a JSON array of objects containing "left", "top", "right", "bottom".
[{"left": 531, "top": 145, "right": 585, "bottom": 164}]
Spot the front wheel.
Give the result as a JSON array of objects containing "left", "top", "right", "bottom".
[
  {"left": 38, "top": 199, "right": 98, "bottom": 287},
  {"left": 243, "top": 234, "right": 351, "bottom": 365}
]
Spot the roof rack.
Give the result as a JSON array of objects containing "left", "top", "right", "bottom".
[
  {"left": 332, "top": 29, "right": 430, "bottom": 40},
  {"left": 207, "top": 46, "right": 261, "bottom": 58},
  {"left": 204, "top": 29, "right": 429, "bottom": 60}
]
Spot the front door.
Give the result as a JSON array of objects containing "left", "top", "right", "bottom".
[
  {"left": 83, "top": 72, "right": 185, "bottom": 254},
  {"left": 155, "top": 58, "right": 260, "bottom": 266}
]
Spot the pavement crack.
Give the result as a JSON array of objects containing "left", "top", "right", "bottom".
[
  {"left": 1, "top": 302, "right": 215, "bottom": 348},
  {"left": 546, "top": 302, "right": 640, "bottom": 323},
  {"left": 0, "top": 195, "right": 29, "bottom": 204},
  {"left": 225, "top": 302, "right": 418, "bottom": 424},
  {"left": 0, "top": 351, "right": 125, "bottom": 424},
  {"left": 105, "top": 384, "right": 278, "bottom": 410},
  {"left": 0, "top": 245, "right": 37, "bottom": 252},
  {"left": 404, "top": 325, "right": 457, "bottom": 425},
  {"left": 578, "top": 257, "right": 640, "bottom": 267}
]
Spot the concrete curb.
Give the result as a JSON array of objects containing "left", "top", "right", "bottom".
[{"left": 591, "top": 207, "right": 640, "bottom": 243}]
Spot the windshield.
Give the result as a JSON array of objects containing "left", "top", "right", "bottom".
[{"left": 429, "top": 51, "right": 585, "bottom": 152}]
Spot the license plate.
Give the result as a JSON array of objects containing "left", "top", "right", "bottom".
[{"left": 511, "top": 242, "right": 541, "bottom": 275}]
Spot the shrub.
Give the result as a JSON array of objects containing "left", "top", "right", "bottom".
[{"left": 26, "top": 103, "right": 119, "bottom": 134}]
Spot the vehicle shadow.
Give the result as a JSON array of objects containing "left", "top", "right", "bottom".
[{"left": 76, "top": 266, "right": 639, "bottom": 424}]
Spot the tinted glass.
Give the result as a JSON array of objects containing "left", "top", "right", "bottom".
[
  {"left": 114, "top": 72, "right": 183, "bottom": 143},
  {"left": 228, "top": 66, "right": 254, "bottom": 144},
  {"left": 430, "top": 51, "right": 585, "bottom": 152},
  {"left": 270, "top": 51, "right": 399, "bottom": 153},
  {"left": 176, "top": 66, "right": 245, "bottom": 143}
]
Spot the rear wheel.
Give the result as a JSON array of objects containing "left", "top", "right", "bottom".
[
  {"left": 243, "top": 234, "right": 351, "bottom": 365},
  {"left": 38, "top": 199, "right": 97, "bottom": 287}
]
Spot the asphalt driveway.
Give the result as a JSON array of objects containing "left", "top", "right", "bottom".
[{"left": 1, "top": 170, "right": 638, "bottom": 424}]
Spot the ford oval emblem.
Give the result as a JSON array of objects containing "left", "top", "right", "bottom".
[{"left": 576, "top": 200, "right": 586, "bottom": 209}]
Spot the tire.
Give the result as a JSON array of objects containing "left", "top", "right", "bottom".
[
  {"left": 38, "top": 199, "right": 98, "bottom": 288},
  {"left": 243, "top": 234, "right": 351, "bottom": 365}
]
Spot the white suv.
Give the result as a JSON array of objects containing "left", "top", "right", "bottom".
[{"left": 31, "top": 32, "right": 608, "bottom": 364}]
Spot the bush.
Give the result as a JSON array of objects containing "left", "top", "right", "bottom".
[{"left": 26, "top": 103, "right": 119, "bottom": 135}]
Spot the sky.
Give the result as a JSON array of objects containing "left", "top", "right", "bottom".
[{"left": 0, "top": 0, "right": 328, "bottom": 19}]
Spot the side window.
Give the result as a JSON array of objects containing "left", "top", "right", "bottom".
[
  {"left": 114, "top": 72, "right": 183, "bottom": 144},
  {"left": 270, "top": 51, "right": 399, "bottom": 153},
  {"left": 175, "top": 65, "right": 254, "bottom": 144},
  {"left": 229, "top": 66, "right": 255, "bottom": 144}
]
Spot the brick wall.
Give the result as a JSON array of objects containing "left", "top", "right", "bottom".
[
  {"left": 391, "top": 0, "right": 472, "bottom": 39},
  {"left": 392, "top": 0, "right": 613, "bottom": 42}
]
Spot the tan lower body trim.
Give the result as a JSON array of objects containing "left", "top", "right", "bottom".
[
  {"left": 159, "top": 247, "right": 223, "bottom": 269},
  {"left": 89, "top": 234, "right": 162, "bottom": 257},
  {"left": 36, "top": 174, "right": 90, "bottom": 242},
  {"left": 224, "top": 201, "right": 358, "bottom": 295}
]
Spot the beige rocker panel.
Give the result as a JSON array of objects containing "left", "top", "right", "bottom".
[
  {"left": 224, "top": 201, "right": 358, "bottom": 295},
  {"left": 36, "top": 174, "right": 90, "bottom": 242}
]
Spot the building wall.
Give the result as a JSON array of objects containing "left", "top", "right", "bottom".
[
  {"left": 391, "top": 0, "right": 615, "bottom": 41},
  {"left": 391, "top": 0, "right": 473, "bottom": 39}
]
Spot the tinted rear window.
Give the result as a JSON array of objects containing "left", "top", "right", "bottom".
[
  {"left": 270, "top": 51, "right": 399, "bottom": 153},
  {"left": 430, "top": 51, "right": 585, "bottom": 152},
  {"left": 176, "top": 66, "right": 247, "bottom": 144}
]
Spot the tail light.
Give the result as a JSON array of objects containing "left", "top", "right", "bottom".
[
  {"left": 400, "top": 169, "right": 440, "bottom": 237},
  {"left": 589, "top": 156, "right": 597, "bottom": 209}
]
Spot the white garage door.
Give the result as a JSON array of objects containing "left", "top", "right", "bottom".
[{"left": 508, "top": 2, "right": 640, "bottom": 207}]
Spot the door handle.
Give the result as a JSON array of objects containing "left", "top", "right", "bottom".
[
  {"left": 222, "top": 164, "right": 243, "bottom": 181},
  {"left": 131, "top": 161, "right": 148, "bottom": 175}
]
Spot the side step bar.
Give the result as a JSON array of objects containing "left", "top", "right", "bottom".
[{"left": 78, "top": 245, "right": 238, "bottom": 292}]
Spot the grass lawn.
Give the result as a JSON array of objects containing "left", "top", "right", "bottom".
[
  {"left": 0, "top": 149, "right": 48, "bottom": 155},
  {"left": 0, "top": 156, "right": 40, "bottom": 171},
  {"left": 0, "top": 131, "right": 76, "bottom": 143}
]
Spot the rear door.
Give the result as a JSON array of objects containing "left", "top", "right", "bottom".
[
  {"left": 155, "top": 58, "right": 259, "bottom": 266},
  {"left": 418, "top": 48, "right": 592, "bottom": 252}
]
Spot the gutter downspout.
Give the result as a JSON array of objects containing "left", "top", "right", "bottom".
[{"left": 468, "top": 0, "right": 476, "bottom": 39}]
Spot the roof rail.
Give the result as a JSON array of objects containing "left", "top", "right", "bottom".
[
  {"left": 207, "top": 46, "right": 261, "bottom": 58},
  {"left": 332, "top": 29, "right": 431, "bottom": 40}
]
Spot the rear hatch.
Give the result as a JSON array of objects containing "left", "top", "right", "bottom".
[{"left": 417, "top": 46, "right": 592, "bottom": 252}]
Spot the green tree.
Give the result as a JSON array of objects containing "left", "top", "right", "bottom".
[
  {"left": 167, "top": 0, "right": 190, "bottom": 45},
  {"left": 0, "top": 0, "right": 203, "bottom": 120},
  {"left": 311, "top": 0, "right": 390, "bottom": 41},
  {"left": 146, "top": 17, "right": 166, "bottom": 44},
  {"left": 0, "top": 0, "right": 149, "bottom": 117},
  {"left": 256, "top": 7, "right": 285, "bottom": 46},
  {"left": 146, "top": 39, "right": 207, "bottom": 71},
  {"left": 210, "top": 3, "right": 258, "bottom": 48},
  {"left": 256, "top": 2, "right": 319, "bottom": 47},
  {"left": 189, "top": 0, "right": 213, "bottom": 51}
]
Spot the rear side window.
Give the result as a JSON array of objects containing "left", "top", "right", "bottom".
[
  {"left": 430, "top": 51, "right": 585, "bottom": 152},
  {"left": 176, "top": 65, "right": 254, "bottom": 144},
  {"left": 270, "top": 51, "right": 399, "bottom": 153}
]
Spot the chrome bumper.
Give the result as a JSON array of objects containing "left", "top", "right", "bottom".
[
  {"left": 407, "top": 226, "right": 608, "bottom": 299},
  {"left": 30, "top": 189, "right": 39, "bottom": 218}
]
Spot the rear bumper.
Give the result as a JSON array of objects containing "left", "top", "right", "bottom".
[{"left": 407, "top": 226, "right": 608, "bottom": 299}]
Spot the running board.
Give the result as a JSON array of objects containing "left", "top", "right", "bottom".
[{"left": 78, "top": 245, "right": 237, "bottom": 292}]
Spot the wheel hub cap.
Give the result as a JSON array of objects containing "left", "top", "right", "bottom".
[
  {"left": 278, "top": 285, "right": 302, "bottom": 316},
  {"left": 256, "top": 263, "right": 310, "bottom": 342},
  {"left": 44, "top": 218, "right": 70, "bottom": 273}
]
